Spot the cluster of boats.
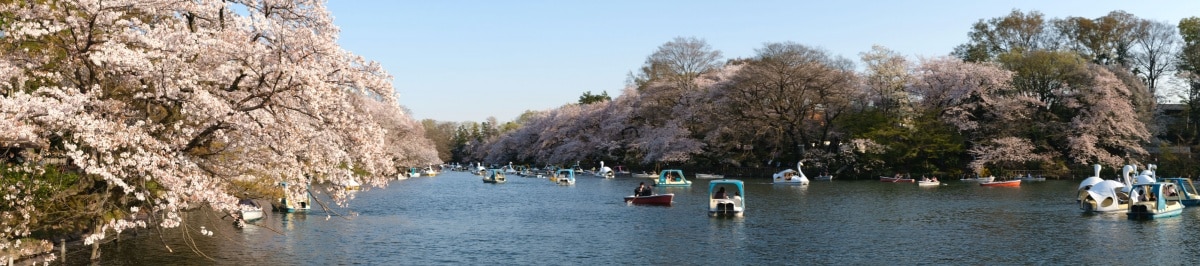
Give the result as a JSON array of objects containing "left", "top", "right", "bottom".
[
  {"left": 623, "top": 169, "right": 746, "bottom": 217},
  {"left": 478, "top": 165, "right": 578, "bottom": 185},
  {"left": 1076, "top": 164, "right": 1200, "bottom": 219},
  {"left": 243, "top": 161, "right": 1198, "bottom": 227},
  {"left": 473, "top": 164, "right": 747, "bottom": 217},
  {"left": 473, "top": 160, "right": 841, "bottom": 217},
  {"left": 880, "top": 172, "right": 1043, "bottom": 187}
]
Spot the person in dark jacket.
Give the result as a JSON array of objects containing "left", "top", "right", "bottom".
[{"left": 634, "top": 182, "right": 652, "bottom": 196}]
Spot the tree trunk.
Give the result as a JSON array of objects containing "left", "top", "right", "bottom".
[{"left": 90, "top": 225, "right": 101, "bottom": 262}]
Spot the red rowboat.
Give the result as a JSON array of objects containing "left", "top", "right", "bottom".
[
  {"left": 624, "top": 193, "right": 674, "bottom": 205},
  {"left": 980, "top": 180, "right": 1021, "bottom": 187},
  {"left": 880, "top": 176, "right": 915, "bottom": 183}
]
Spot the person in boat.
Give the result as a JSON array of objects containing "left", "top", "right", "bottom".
[
  {"left": 713, "top": 187, "right": 727, "bottom": 199},
  {"left": 635, "top": 182, "right": 652, "bottom": 197}
]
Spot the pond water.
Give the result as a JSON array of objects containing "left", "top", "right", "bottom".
[{"left": 68, "top": 171, "right": 1200, "bottom": 265}]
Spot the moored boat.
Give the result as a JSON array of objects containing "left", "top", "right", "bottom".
[
  {"left": 344, "top": 179, "right": 362, "bottom": 191},
  {"left": 238, "top": 199, "right": 263, "bottom": 222},
  {"left": 1127, "top": 182, "right": 1185, "bottom": 219},
  {"left": 614, "top": 166, "right": 631, "bottom": 177},
  {"left": 1019, "top": 174, "right": 1045, "bottom": 182},
  {"left": 276, "top": 181, "right": 311, "bottom": 213},
  {"left": 695, "top": 173, "right": 725, "bottom": 179},
  {"left": 813, "top": 174, "right": 833, "bottom": 181},
  {"left": 980, "top": 179, "right": 1020, "bottom": 187},
  {"left": 959, "top": 175, "right": 994, "bottom": 182},
  {"left": 654, "top": 169, "right": 692, "bottom": 187},
  {"left": 881, "top": 175, "right": 915, "bottom": 183},
  {"left": 709, "top": 179, "right": 745, "bottom": 217},
  {"left": 633, "top": 172, "right": 658, "bottom": 179},
  {"left": 624, "top": 193, "right": 674, "bottom": 206}
]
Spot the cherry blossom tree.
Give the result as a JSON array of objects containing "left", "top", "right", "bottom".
[
  {"left": 0, "top": 0, "right": 436, "bottom": 262},
  {"left": 911, "top": 56, "right": 1025, "bottom": 129},
  {"left": 967, "top": 137, "right": 1050, "bottom": 173},
  {"left": 861, "top": 45, "right": 914, "bottom": 116},
  {"left": 1064, "top": 65, "right": 1151, "bottom": 166}
]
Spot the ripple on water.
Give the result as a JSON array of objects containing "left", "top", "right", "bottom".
[{"left": 76, "top": 174, "right": 1200, "bottom": 265}]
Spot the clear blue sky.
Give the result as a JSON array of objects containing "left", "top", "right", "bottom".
[{"left": 326, "top": 0, "right": 1200, "bottom": 123}]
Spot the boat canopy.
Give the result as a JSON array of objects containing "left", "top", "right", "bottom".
[
  {"left": 1161, "top": 178, "right": 1197, "bottom": 196},
  {"left": 709, "top": 179, "right": 745, "bottom": 197},
  {"left": 658, "top": 169, "right": 688, "bottom": 183},
  {"left": 556, "top": 169, "right": 576, "bottom": 179},
  {"left": 1132, "top": 183, "right": 1177, "bottom": 211}
]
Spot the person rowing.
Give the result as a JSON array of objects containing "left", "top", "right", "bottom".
[{"left": 634, "top": 182, "right": 652, "bottom": 197}]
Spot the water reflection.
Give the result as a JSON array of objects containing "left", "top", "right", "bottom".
[{"left": 71, "top": 174, "right": 1200, "bottom": 265}]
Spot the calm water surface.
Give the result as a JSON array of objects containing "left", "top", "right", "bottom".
[{"left": 72, "top": 171, "right": 1200, "bottom": 265}]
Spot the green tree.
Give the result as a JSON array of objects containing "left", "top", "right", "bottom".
[
  {"left": 422, "top": 119, "right": 458, "bottom": 163},
  {"left": 578, "top": 90, "right": 611, "bottom": 104},
  {"left": 1054, "top": 11, "right": 1139, "bottom": 66},
  {"left": 1178, "top": 17, "right": 1200, "bottom": 141},
  {"left": 953, "top": 9, "right": 1052, "bottom": 62}
]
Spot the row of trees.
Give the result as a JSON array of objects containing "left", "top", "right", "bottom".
[
  {"left": 1, "top": 0, "right": 438, "bottom": 263},
  {"left": 452, "top": 9, "right": 1200, "bottom": 180}
]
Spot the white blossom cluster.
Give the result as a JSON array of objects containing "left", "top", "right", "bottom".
[{"left": 0, "top": 0, "right": 439, "bottom": 262}]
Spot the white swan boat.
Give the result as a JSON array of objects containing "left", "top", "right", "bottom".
[
  {"left": 773, "top": 162, "right": 810, "bottom": 185},
  {"left": 423, "top": 165, "right": 439, "bottom": 177},
  {"left": 1079, "top": 164, "right": 1129, "bottom": 213},
  {"left": 597, "top": 161, "right": 615, "bottom": 179}
]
